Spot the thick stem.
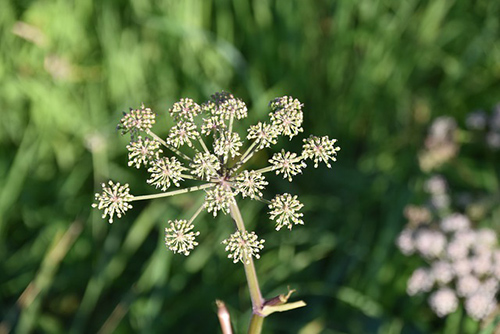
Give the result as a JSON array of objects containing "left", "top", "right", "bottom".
[
  {"left": 228, "top": 201, "right": 265, "bottom": 333},
  {"left": 247, "top": 314, "right": 264, "bottom": 334},
  {"left": 243, "top": 257, "right": 263, "bottom": 314}
]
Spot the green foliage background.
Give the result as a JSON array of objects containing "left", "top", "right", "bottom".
[{"left": 1, "top": 0, "right": 499, "bottom": 333}]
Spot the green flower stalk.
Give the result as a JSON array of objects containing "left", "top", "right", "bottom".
[{"left": 92, "top": 92, "right": 340, "bottom": 333}]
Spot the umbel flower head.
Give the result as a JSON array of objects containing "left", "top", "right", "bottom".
[
  {"left": 92, "top": 181, "right": 133, "bottom": 223},
  {"left": 222, "top": 230, "right": 265, "bottom": 264},
  {"left": 117, "top": 103, "right": 155, "bottom": 139},
  {"left": 269, "top": 193, "right": 304, "bottom": 231},
  {"left": 126, "top": 136, "right": 162, "bottom": 169},
  {"left": 93, "top": 92, "right": 340, "bottom": 263},
  {"left": 165, "top": 219, "right": 200, "bottom": 256}
]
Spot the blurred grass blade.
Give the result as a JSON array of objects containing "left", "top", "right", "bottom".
[{"left": 0, "top": 220, "right": 82, "bottom": 333}]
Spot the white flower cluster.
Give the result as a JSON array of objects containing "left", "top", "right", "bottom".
[
  {"left": 92, "top": 181, "right": 133, "bottom": 224},
  {"left": 401, "top": 109, "right": 500, "bottom": 322},
  {"left": 126, "top": 136, "right": 162, "bottom": 169},
  {"left": 420, "top": 103, "right": 500, "bottom": 173},
  {"left": 117, "top": 103, "right": 155, "bottom": 138},
  {"left": 165, "top": 219, "right": 200, "bottom": 256},
  {"left": 93, "top": 92, "right": 340, "bottom": 262},
  {"left": 397, "top": 211, "right": 500, "bottom": 320},
  {"left": 222, "top": 231, "right": 265, "bottom": 264}
]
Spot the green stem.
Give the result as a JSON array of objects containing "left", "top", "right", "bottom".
[
  {"left": 253, "top": 165, "right": 275, "bottom": 175},
  {"left": 232, "top": 140, "right": 259, "bottom": 172},
  {"left": 131, "top": 183, "right": 214, "bottom": 201},
  {"left": 188, "top": 201, "right": 206, "bottom": 225},
  {"left": 228, "top": 201, "right": 265, "bottom": 333},
  {"left": 228, "top": 115, "right": 234, "bottom": 135},
  {"left": 247, "top": 314, "right": 264, "bottom": 334},
  {"left": 145, "top": 129, "right": 192, "bottom": 161},
  {"left": 197, "top": 134, "right": 211, "bottom": 155},
  {"left": 180, "top": 174, "right": 197, "bottom": 180}
]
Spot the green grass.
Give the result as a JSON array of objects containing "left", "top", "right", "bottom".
[{"left": 1, "top": 0, "right": 500, "bottom": 333}]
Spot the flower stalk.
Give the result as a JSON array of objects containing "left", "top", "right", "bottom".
[
  {"left": 228, "top": 201, "right": 264, "bottom": 313},
  {"left": 131, "top": 183, "right": 214, "bottom": 201}
]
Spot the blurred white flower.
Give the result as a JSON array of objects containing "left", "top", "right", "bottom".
[
  {"left": 440, "top": 214, "right": 470, "bottom": 233},
  {"left": 407, "top": 268, "right": 434, "bottom": 296},
  {"left": 396, "top": 228, "right": 415, "bottom": 255},
  {"left": 465, "top": 291, "right": 497, "bottom": 320},
  {"left": 415, "top": 230, "right": 446, "bottom": 259},
  {"left": 429, "top": 288, "right": 458, "bottom": 317}
]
